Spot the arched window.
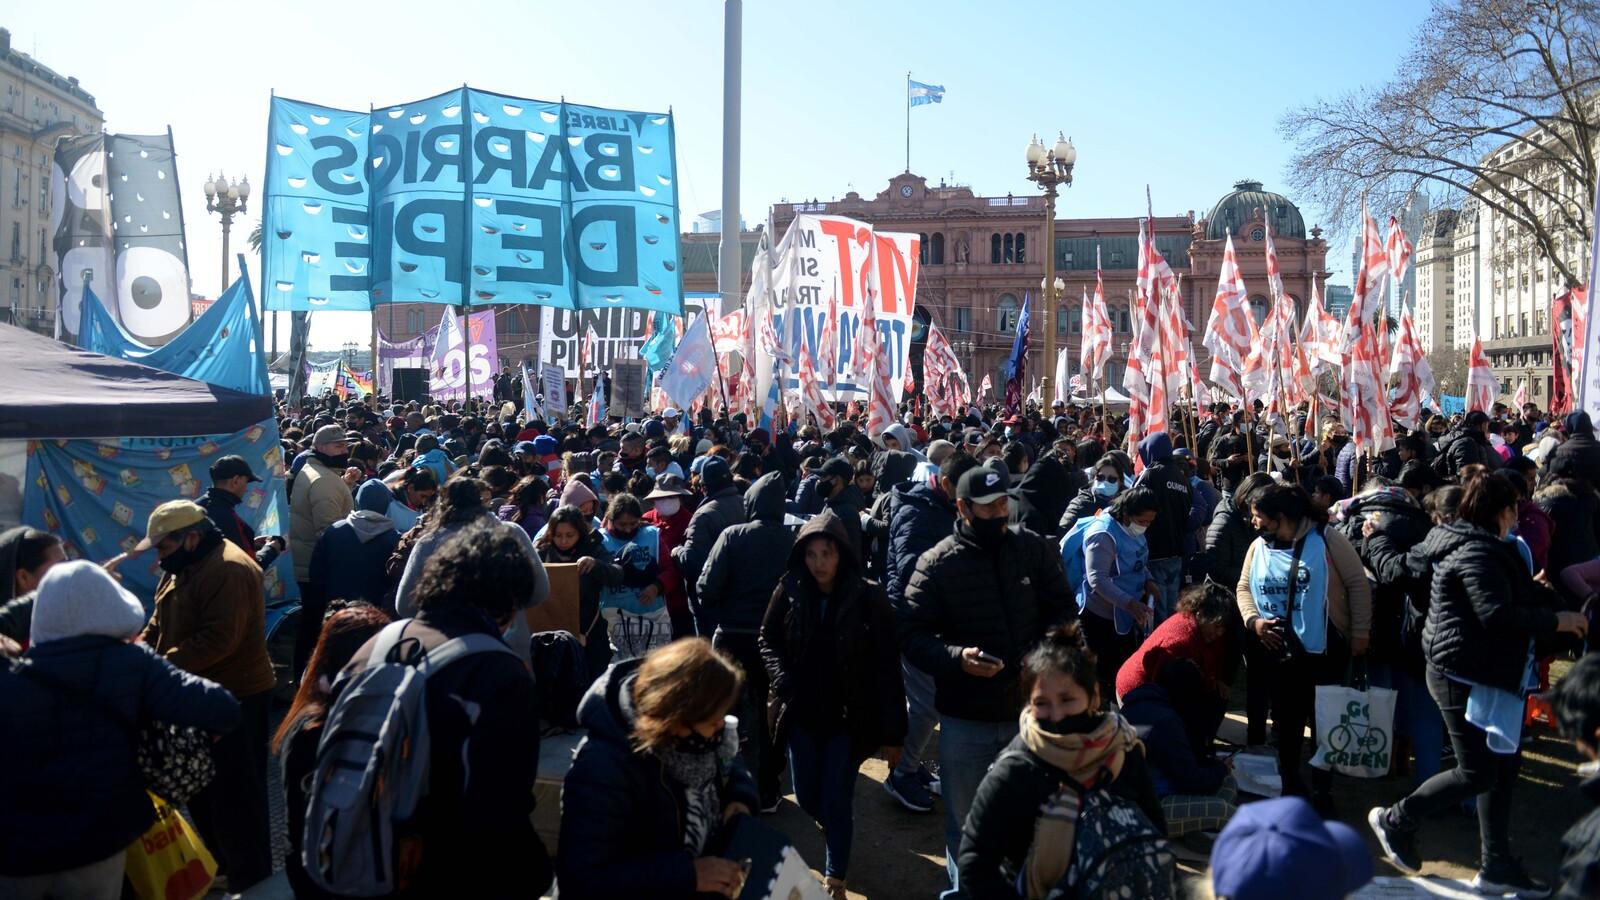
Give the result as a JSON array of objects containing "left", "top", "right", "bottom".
[
  {"left": 1057, "top": 305, "right": 1069, "bottom": 336},
  {"left": 931, "top": 233, "right": 946, "bottom": 265},
  {"left": 406, "top": 308, "right": 422, "bottom": 333},
  {"left": 997, "top": 293, "right": 1020, "bottom": 332},
  {"left": 1003, "top": 234, "right": 1015, "bottom": 264},
  {"left": 991, "top": 233, "right": 1002, "bottom": 264},
  {"left": 1248, "top": 295, "right": 1269, "bottom": 327},
  {"left": 919, "top": 233, "right": 929, "bottom": 265},
  {"left": 1069, "top": 308, "right": 1082, "bottom": 334},
  {"left": 1015, "top": 233, "right": 1026, "bottom": 264}
]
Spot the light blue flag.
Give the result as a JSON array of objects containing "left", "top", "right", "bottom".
[
  {"left": 909, "top": 79, "right": 945, "bottom": 106},
  {"left": 660, "top": 313, "right": 716, "bottom": 410},
  {"left": 640, "top": 310, "right": 677, "bottom": 373}
]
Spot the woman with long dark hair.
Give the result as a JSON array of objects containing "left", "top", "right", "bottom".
[
  {"left": 498, "top": 474, "right": 552, "bottom": 539},
  {"left": 272, "top": 603, "right": 392, "bottom": 898},
  {"left": 1237, "top": 482, "right": 1371, "bottom": 811},
  {"left": 536, "top": 504, "right": 623, "bottom": 683},
  {"left": 1075, "top": 486, "right": 1162, "bottom": 700},
  {"left": 1370, "top": 471, "right": 1588, "bottom": 896}
]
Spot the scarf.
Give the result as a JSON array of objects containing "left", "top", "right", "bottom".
[
  {"left": 1019, "top": 709, "right": 1141, "bottom": 900},
  {"left": 653, "top": 720, "right": 740, "bottom": 855}
]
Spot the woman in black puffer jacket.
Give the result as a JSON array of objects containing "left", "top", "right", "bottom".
[{"left": 1370, "top": 472, "right": 1589, "bottom": 895}]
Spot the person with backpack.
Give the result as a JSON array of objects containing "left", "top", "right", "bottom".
[
  {"left": 272, "top": 602, "right": 392, "bottom": 900},
  {"left": 0, "top": 562, "right": 240, "bottom": 900},
  {"left": 1058, "top": 455, "right": 1127, "bottom": 535},
  {"left": 697, "top": 471, "right": 798, "bottom": 812},
  {"left": 760, "top": 510, "right": 907, "bottom": 899},
  {"left": 309, "top": 521, "right": 553, "bottom": 897},
  {"left": 1236, "top": 483, "right": 1371, "bottom": 814},
  {"left": 1134, "top": 433, "right": 1192, "bottom": 623},
  {"left": 957, "top": 623, "right": 1169, "bottom": 900},
  {"left": 536, "top": 504, "right": 624, "bottom": 685},
  {"left": 558, "top": 638, "right": 759, "bottom": 899},
  {"left": 1073, "top": 487, "right": 1162, "bottom": 702}
]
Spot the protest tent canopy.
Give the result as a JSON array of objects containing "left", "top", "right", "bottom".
[
  {"left": 1067, "top": 386, "right": 1132, "bottom": 408},
  {"left": 0, "top": 323, "right": 273, "bottom": 439}
]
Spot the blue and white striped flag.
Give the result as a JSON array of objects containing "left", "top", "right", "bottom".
[{"left": 909, "top": 79, "right": 945, "bottom": 106}]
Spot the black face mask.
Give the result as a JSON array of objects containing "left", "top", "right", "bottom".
[
  {"left": 1329, "top": 435, "right": 1350, "bottom": 448},
  {"left": 968, "top": 515, "right": 1007, "bottom": 549},
  {"left": 1256, "top": 524, "right": 1280, "bottom": 541},
  {"left": 815, "top": 478, "right": 836, "bottom": 499},
  {"left": 611, "top": 528, "right": 639, "bottom": 543},
  {"left": 1039, "top": 711, "right": 1101, "bottom": 735},
  {"left": 158, "top": 532, "right": 218, "bottom": 574},
  {"left": 675, "top": 730, "right": 722, "bottom": 754},
  {"left": 315, "top": 450, "right": 350, "bottom": 470}
]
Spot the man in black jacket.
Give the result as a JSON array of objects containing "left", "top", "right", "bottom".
[
  {"left": 1135, "top": 431, "right": 1192, "bottom": 623},
  {"left": 1433, "top": 411, "right": 1498, "bottom": 481},
  {"left": 696, "top": 472, "right": 795, "bottom": 810},
  {"left": 1551, "top": 653, "right": 1600, "bottom": 900},
  {"left": 1549, "top": 411, "right": 1600, "bottom": 489},
  {"left": 899, "top": 461, "right": 1073, "bottom": 895},
  {"left": 819, "top": 455, "right": 866, "bottom": 552},
  {"left": 197, "top": 456, "right": 283, "bottom": 570},
  {"left": 673, "top": 456, "right": 746, "bottom": 619},
  {"left": 882, "top": 451, "right": 981, "bottom": 814}
]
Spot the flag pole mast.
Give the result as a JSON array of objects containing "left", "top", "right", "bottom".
[{"left": 905, "top": 71, "right": 912, "bottom": 173}]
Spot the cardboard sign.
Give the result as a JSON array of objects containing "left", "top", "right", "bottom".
[
  {"left": 525, "top": 562, "right": 583, "bottom": 643},
  {"left": 611, "top": 358, "right": 649, "bottom": 418}
]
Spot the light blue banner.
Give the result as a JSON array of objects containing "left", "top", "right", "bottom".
[
  {"left": 262, "top": 88, "right": 682, "bottom": 314},
  {"left": 77, "top": 261, "right": 269, "bottom": 397},
  {"left": 23, "top": 424, "right": 297, "bottom": 606}
]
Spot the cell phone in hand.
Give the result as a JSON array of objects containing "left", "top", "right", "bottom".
[{"left": 975, "top": 650, "right": 1004, "bottom": 668}]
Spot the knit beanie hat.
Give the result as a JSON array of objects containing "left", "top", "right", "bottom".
[
  {"left": 560, "top": 478, "right": 598, "bottom": 509},
  {"left": 30, "top": 560, "right": 147, "bottom": 646}
]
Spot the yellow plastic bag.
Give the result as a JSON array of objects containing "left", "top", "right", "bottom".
[{"left": 124, "top": 792, "right": 217, "bottom": 900}]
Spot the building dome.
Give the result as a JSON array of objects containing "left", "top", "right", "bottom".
[{"left": 1204, "top": 179, "right": 1306, "bottom": 241}]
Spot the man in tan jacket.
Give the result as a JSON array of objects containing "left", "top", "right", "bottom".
[
  {"left": 138, "top": 500, "right": 275, "bottom": 892},
  {"left": 289, "top": 424, "right": 355, "bottom": 672}
]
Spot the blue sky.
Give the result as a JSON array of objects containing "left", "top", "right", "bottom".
[{"left": 10, "top": 0, "right": 1432, "bottom": 349}]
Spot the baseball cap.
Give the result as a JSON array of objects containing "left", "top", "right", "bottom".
[
  {"left": 312, "top": 424, "right": 348, "bottom": 449},
  {"left": 1210, "top": 797, "right": 1373, "bottom": 900},
  {"left": 135, "top": 500, "right": 207, "bottom": 551},
  {"left": 663, "top": 406, "right": 681, "bottom": 419},
  {"left": 209, "top": 455, "right": 261, "bottom": 483},
  {"left": 513, "top": 441, "right": 538, "bottom": 456},
  {"left": 957, "top": 463, "right": 1011, "bottom": 505},
  {"left": 819, "top": 456, "right": 854, "bottom": 481}
]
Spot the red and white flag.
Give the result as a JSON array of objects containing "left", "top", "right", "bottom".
[
  {"left": 1301, "top": 276, "right": 1343, "bottom": 370},
  {"left": 1080, "top": 249, "right": 1114, "bottom": 387},
  {"left": 858, "top": 290, "right": 896, "bottom": 437},
  {"left": 816, "top": 293, "right": 839, "bottom": 394},
  {"left": 1467, "top": 336, "right": 1498, "bottom": 413},
  {"left": 978, "top": 373, "right": 993, "bottom": 401},
  {"left": 1203, "top": 231, "right": 1256, "bottom": 400},
  {"left": 1242, "top": 218, "right": 1293, "bottom": 418},
  {"left": 580, "top": 326, "right": 597, "bottom": 370},
  {"left": 1389, "top": 312, "right": 1434, "bottom": 430},
  {"left": 1386, "top": 214, "right": 1413, "bottom": 287},
  {"left": 924, "top": 318, "right": 962, "bottom": 415},
  {"left": 1126, "top": 217, "right": 1172, "bottom": 440},
  {"left": 1343, "top": 201, "right": 1391, "bottom": 358},
  {"left": 797, "top": 332, "right": 836, "bottom": 430},
  {"left": 1346, "top": 322, "right": 1394, "bottom": 454}
]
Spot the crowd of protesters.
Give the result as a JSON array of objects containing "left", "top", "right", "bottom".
[{"left": 3, "top": 379, "right": 1600, "bottom": 899}]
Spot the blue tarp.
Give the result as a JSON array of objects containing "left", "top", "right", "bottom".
[
  {"left": 78, "top": 259, "right": 269, "bottom": 396},
  {"left": 1438, "top": 394, "right": 1466, "bottom": 415},
  {"left": 24, "top": 426, "right": 296, "bottom": 605}
]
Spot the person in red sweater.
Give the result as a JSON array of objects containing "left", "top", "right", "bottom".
[
  {"left": 1116, "top": 583, "right": 1231, "bottom": 709},
  {"left": 642, "top": 474, "right": 696, "bottom": 639}
]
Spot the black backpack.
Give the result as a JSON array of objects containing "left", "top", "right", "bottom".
[{"left": 530, "top": 630, "right": 589, "bottom": 729}]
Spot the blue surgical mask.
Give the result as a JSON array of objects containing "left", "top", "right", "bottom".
[{"left": 1093, "top": 481, "right": 1118, "bottom": 498}]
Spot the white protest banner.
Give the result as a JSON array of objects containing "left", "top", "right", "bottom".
[
  {"left": 540, "top": 295, "right": 717, "bottom": 377},
  {"left": 541, "top": 364, "right": 568, "bottom": 412},
  {"left": 747, "top": 214, "right": 919, "bottom": 405}
]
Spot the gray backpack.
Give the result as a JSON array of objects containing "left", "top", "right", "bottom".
[{"left": 301, "top": 619, "right": 517, "bottom": 896}]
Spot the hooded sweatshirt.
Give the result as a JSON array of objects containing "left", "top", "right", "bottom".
[
  {"left": 1135, "top": 432, "right": 1192, "bottom": 561},
  {"left": 694, "top": 472, "right": 795, "bottom": 634},
  {"left": 349, "top": 479, "right": 398, "bottom": 543}
]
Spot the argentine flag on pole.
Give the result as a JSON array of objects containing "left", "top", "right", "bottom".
[{"left": 908, "top": 79, "right": 945, "bottom": 106}]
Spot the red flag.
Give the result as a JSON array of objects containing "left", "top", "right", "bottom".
[
  {"left": 1386, "top": 215, "right": 1413, "bottom": 287},
  {"left": 1080, "top": 249, "right": 1114, "bottom": 387},
  {"left": 1204, "top": 231, "right": 1257, "bottom": 400},
  {"left": 1467, "top": 336, "right": 1497, "bottom": 413},
  {"left": 1389, "top": 312, "right": 1434, "bottom": 430}
]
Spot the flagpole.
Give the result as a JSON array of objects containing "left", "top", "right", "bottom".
[{"left": 905, "top": 71, "right": 911, "bottom": 173}]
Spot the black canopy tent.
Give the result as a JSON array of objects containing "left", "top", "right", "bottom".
[{"left": 0, "top": 324, "right": 273, "bottom": 439}]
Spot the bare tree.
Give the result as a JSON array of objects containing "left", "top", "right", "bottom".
[
  {"left": 1429, "top": 346, "right": 1472, "bottom": 396},
  {"left": 1282, "top": 0, "right": 1600, "bottom": 286}
]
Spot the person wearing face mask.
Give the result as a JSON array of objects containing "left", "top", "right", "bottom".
[
  {"left": 819, "top": 455, "right": 867, "bottom": 552},
  {"left": 597, "top": 493, "right": 668, "bottom": 661},
  {"left": 640, "top": 475, "right": 694, "bottom": 634},
  {"left": 1075, "top": 487, "right": 1163, "bottom": 701},
  {"left": 760, "top": 511, "right": 907, "bottom": 899},
  {"left": 1060, "top": 455, "right": 1127, "bottom": 534},
  {"left": 559, "top": 638, "right": 758, "bottom": 899},
  {"left": 291, "top": 424, "right": 357, "bottom": 650},
  {"left": 900, "top": 461, "right": 1074, "bottom": 895},
  {"left": 1370, "top": 471, "right": 1589, "bottom": 897},
  {"left": 330, "top": 523, "right": 554, "bottom": 897},
  {"left": 673, "top": 456, "right": 747, "bottom": 608},
  {"left": 696, "top": 472, "right": 797, "bottom": 810},
  {"left": 956, "top": 623, "right": 1167, "bottom": 900},
  {"left": 536, "top": 505, "right": 624, "bottom": 685},
  {"left": 1236, "top": 483, "right": 1371, "bottom": 813},
  {"left": 137, "top": 501, "right": 277, "bottom": 893}
]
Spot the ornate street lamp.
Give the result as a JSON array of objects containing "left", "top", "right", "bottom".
[
  {"left": 1025, "top": 132, "right": 1075, "bottom": 401},
  {"left": 203, "top": 172, "right": 251, "bottom": 293}
]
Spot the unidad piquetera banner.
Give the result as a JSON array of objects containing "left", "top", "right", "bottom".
[{"left": 261, "top": 87, "right": 682, "bottom": 314}]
